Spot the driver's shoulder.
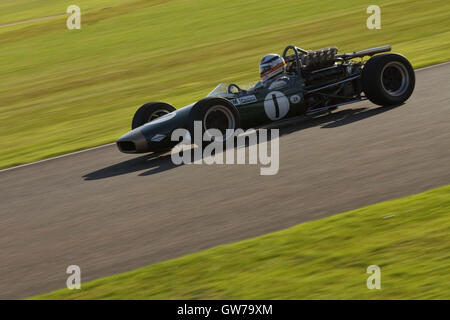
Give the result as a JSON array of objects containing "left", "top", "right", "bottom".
[{"left": 265, "top": 74, "right": 291, "bottom": 90}]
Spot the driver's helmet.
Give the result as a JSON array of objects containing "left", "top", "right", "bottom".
[{"left": 259, "top": 54, "right": 286, "bottom": 82}]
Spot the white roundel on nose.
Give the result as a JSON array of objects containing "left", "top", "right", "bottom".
[{"left": 264, "top": 91, "right": 290, "bottom": 120}]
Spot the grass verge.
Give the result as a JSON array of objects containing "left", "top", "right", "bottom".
[{"left": 34, "top": 185, "right": 450, "bottom": 299}]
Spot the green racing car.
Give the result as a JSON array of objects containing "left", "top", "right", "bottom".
[{"left": 116, "top": 44, "right": 415, "bottom": 154}]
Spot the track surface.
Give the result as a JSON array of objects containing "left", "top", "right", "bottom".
[{"left": 1, "top": 64, "right": 449, "bottom": 299}]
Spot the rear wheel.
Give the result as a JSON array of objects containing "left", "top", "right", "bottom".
[
  {"left": 362, "top": 53, "right": 415, "bottom": 106},
  {"left": 132, "top": 102, "right": 176, "bottom": 129}
]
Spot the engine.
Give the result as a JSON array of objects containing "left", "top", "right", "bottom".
[
  {"left": 300, "top": 47, "right": 338, "bottom": 70},
  {"left": 300, "top": 50, "right": 363, "bottom": 108},
  {"left": 284, "top": 46, "right": 364, "bottom": 110}
]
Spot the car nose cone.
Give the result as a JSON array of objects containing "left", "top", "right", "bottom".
[{"left": 116, "top": 128, "right": 148, "bottom": 153}]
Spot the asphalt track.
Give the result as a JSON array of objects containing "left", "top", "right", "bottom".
[{"left": 1, "top": 63, "right": 449, "bottom": 299}]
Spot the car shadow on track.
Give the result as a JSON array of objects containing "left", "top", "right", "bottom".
[
  {"left": 83, "top": 104, "right": 403, "bottom": 180},
  {"left": 320, "top": 103, "right": 404, "bottom": 129},
  {"left": 83, "top": 152, "right": 177, "bottom": 180}
]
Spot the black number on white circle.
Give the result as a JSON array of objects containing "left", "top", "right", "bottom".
[
  {"left": 264, "top": 91, "right": 290, "bottom": 120},
  {"left": 271, "top": 94, "right": 280, "bottom": 118}
]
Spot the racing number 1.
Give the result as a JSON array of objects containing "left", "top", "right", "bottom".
[
  {"left": 264, "top": 91, "right": 289, "bottom": 121},
  {"left": 271, "top": 94, "right": 280, "bottom": 119}
]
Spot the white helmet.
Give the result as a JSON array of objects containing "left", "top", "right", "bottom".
[{"left": 259, "top": 54, "right": 286, "bottom": 81}]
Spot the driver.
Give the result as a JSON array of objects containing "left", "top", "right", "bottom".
[
  {"left": 249, "top": 54, "right": 287, "bottom": 92},
  {"left": 260, "top": 53, "right": 286, "bottom": 82}
]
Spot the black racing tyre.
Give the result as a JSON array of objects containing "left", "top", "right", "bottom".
[
  {"left": 132, "top": 102, "right": 176, "bottom": 129},
  {"left": 362, "top": 53, "right": 415, "bottom": 106},
  {"left": 188, "top": 97, "right": 241, "bottom": 146}
]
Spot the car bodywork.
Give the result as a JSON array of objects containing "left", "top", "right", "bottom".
[{"left": 117, "top": 44, "right": 413, "bottom": 154}]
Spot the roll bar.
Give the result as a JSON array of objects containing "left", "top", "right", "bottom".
[{"left": 282, "top": 45, "right": 305, "bottom": 75}]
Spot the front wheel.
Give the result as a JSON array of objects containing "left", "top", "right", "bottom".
[
  {"left": 188, "top": 97, "right": 241, "bottom": 146},
  {"left": 132, "top": 102, "right": 176, "bottom": 129},
  {"left": 362, "top": 53, "right": 415, "bottom": 106}
]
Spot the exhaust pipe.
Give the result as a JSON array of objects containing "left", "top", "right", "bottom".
[{"left": 337, "top": 45, "right": 391, "bottom": 59}]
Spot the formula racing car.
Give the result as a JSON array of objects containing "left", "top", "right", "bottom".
[{"left": 116, "top": 44, "right": 415, "bottom": 153}]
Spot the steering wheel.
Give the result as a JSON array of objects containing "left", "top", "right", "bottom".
[{"left": 227, "top": 83, "right": 242, "bottom": 94}]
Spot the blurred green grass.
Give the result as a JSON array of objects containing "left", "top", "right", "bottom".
[
  {"left": 0, "top": 0, "right": 124, "bottom": 25},
  {"left": 34, "top": 185, "right": 450, "bottom": 299},
  {"left": 1, "top": 0, "right": 449, "bottom": 168}
]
